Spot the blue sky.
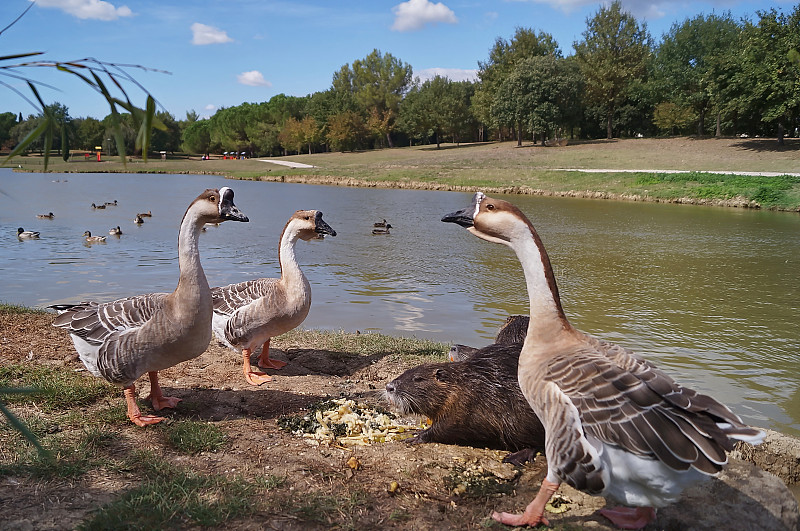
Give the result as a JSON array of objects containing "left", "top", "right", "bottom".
[{"left": 2, "top": 0, "right": 796, "bottom": 120}]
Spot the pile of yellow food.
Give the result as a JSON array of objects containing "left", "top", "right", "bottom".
[{"left": 278, "top": 398, "right": 424, "bottom": 446}]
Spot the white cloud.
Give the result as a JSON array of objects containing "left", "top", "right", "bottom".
[
  {"left": 237, "top": 71, "right": 272, "bottom": 87},
  {"left": 509, "top": 0, "right": 670, "bottom": 18},
  {"left": 204, "top": 104, "right": 216, "bottom": 111},
  {"left": 391, "top": 0, "right": 457, "bottom": 32},
  {"left": 415, "top": 67, "right": 478, "bottom": 83},
  {"left": 32, "top": 0, "right": 133, "bottom": 21},
  {"left": 191, "top": 22, "right": 233, "bottom": 45}
]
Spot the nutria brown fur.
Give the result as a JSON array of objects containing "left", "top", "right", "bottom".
[
  {"left": 448, "top": 315, "right": 529, "bottom": 361},
  {"left": 384, "top": 342, "right": 544, "bottom": 457}
]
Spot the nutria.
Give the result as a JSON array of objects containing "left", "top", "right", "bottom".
[
  {"left": 385, "top": 342, "right": 544, "bottom": 463},
  {"left": 448, "top": 315, "right": 529, "bottom": 362}
]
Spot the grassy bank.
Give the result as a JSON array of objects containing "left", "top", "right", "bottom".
[{"left": 5, "top": 137, "right": 800, "bottom": 210}]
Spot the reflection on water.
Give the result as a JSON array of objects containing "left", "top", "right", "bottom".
[{"left": 0, "top": 168, "right": 798, "bottom": 437}]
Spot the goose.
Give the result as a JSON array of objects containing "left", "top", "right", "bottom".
[
  {"left": 83, "top": 231, "right": 107, "bottom": 243},
  {"left": 37, "top": 212, "right": 55, "bottom": 219},
  {"left": 134, "top": 215, "right": 144, "bottom": 224},
  {"left": 138, "top": 211, "right": 152, "bottom": 218},
  {"left": 372, "top": 223, "right": 392, "bottom": 235},
  {"left": 104, "top": 200, "right": 118, "bottom": 206},
  {"left": 442, "top": 192, "right": 764, "bottom": 529},
  {"left": 17, "top": 227, "right": 40, "bottom": 239},
  {"left": 373, "top": 218, "right": 388, "bottom": 228},
  {"left": 91, "top": 202, "right": 106, "bottom": 209},
  {"left": 211, "top": 210, "right": 336, "bottom": 385},
  {"left": 109, "top": 226, "right": 123, "bottom": 236},
  {"left": 51, "top": 188, "right": 249, "bottom": 426}
]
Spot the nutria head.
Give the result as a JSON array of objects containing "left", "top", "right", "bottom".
[{"left": 384, "top": 363, "right": 459, "bottom": 420}]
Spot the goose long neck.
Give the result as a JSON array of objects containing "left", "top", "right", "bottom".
[
  {"left": 278, "top": 224, "right": 304, "bottom": 284},
  {"left": 175, "top": 209, "right": 209, "bottom": 298},
  {"left": 511, "top": 224, "right": 570, "bottom": 341}
]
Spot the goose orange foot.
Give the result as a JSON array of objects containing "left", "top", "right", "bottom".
[
  {"left": 146, "top": 371, "right": 183, "bottom": 411},
  {"left": 243, "top": 349, "right": 273, "bottom": 386},
  {"left": 124, "top": 385, "right": 165, "bottom": 426},
  {"left": 599, "top": 506, "right": 656, "bottom": 529},
  {"left": 492, "top": 478, "right": 559, "bottom": 527},
  {"left": 256, "top": 339, "right": 287, "bottom": 369}
]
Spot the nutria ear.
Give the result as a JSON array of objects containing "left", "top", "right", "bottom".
[{"left": 434, "top": 368, "right": 449, "bottom": 382}]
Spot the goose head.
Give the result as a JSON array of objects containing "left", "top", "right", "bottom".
[
  {"left": 185, "top": 187, "right": 249, "bottom": 226},
  {"left": 441, "top": 192, "right": 532, "bottom": 247},
  {"left": 287, "top": 210, "right": 336, "bottom": 242}
]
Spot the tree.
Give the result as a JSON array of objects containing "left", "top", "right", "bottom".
[
  {"left": 733, "top": 6, "right": 800, "bottom": 143},
  {"left": 74, "top": 116, "right": 105, "bottom": 150},
  {"left": 475, "top": 28, "right": 561, "bottom": 140},
  {"left": 573, "top": 1, "right": 651, "bottom": 139},
  {"left": 0, "top": 111, "right": 16, "bottom": 149},
  {"left": 333, "top": 50, "right": 412, "bottom": 148},
  {"left": 326, "top": 110, "right": 366, "bottom": 152},
  {"left": 181, "top": 119, "right": 211, "bottom": 154},
  {"left": 492, "top": 56, "right": 583, "bottom": 145},
  {"left": 652, "top": 102, "right": 695, "bottom": 135},
  {"left": 653, "top": 13, "right": 741, "bottom": 137}
]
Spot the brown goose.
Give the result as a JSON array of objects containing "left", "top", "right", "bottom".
[
  {"left": 211, "top": 210, "right": 336, "bottom": 385},
  {"left": 442, "top": 192, "right": 764, "bottom": 529},
  {"left": 51, "top": 188, "right": 249, "bottom": 426}
]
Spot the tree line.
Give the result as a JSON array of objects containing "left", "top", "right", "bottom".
[{"left": 2, "top": 1, "right": 798, "bottom": 159}]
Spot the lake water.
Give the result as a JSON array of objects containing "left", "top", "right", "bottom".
[{"left": 1, "top": 168, "right": 798, "bottom": 437}]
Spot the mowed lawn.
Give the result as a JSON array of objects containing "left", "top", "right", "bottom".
[{"left": 8, "top": 136, "right": 800, "bottom": 209}]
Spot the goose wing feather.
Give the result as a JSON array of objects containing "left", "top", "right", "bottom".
[
  {"left": 542, "top": 337, "right": 758, "bottom": 491},
  {"left": 53, "top": 293, "right": 167, "bottom": 345},
  {"left": 212, "top": 278, "right": 278, "bottom": 316}
]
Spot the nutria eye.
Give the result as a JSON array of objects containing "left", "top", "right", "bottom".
[
  {"left": 412, "top": 375, "right": 424, "bottom": 383},
  {"left": 487, "top": 204, "right": 495, "bottom": 210},
  {"left": 209, "top": 195, "right": 216, "bottom": 202}
]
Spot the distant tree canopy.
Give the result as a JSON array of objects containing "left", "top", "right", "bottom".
[{"left": 5, "top": 2, "right": 800, "bottom": 159}]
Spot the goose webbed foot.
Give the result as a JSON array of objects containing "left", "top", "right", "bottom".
[
  {"left": 124, "top": 384, "right": 165, "bottom": 427},
  {"left": 146, "top": 371, "right": 182, "bottom": 411},
  {"left": 598, "top": 506, "right": 656, "bottom": 529},
  {"left": 243, "top": 350, "right": 273, "bottom": 386},
  {"left": 492, "top": 477, "right": 559, "bottom": 527},
  {"left": 256, "top": 339, "right": 287, "bottom": 369}
]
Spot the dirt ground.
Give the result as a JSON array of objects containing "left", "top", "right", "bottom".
[
  {"left": 1, "top": 310, "right": 796, "bottom": 530},
  {"left": 0, "top": 310, "right": 623, "bottom": 530}
]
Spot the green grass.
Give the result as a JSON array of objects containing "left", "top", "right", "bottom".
[
  {"left": 161, "top": 420, "right": 227, "bottom": 454},
  {"left": 8, "top": 138, "right": 800, "bottom": 209},
  {"left": 0, "top": 364, "right": 118, "bottom": 411},
  {"left": 274, "top": 328, "right": 449, "bottom": 364},
  {"left": 0, "top": 302, "right": 45, "bottom": 314},
  {"left": 79, "top": 451, "right": 284, "bottom": 530}
]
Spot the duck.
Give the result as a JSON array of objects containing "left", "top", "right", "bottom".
[
  {"left": 17, "top": 227, "right": 40, "bottom": 239},
  {"left": 51, "top": 188, "right": 249, "bottom": 426},
  {"left": 109, "top": 226, "right": 123, "bottom": 236},
  {"left": 91, "top": 202, "right": 106, "bottom": 209},
  {"left": 211, "top": 210, "right": 336, "bottom": 385},
  {"left": 373, "top": 218, "right": 388, "bottom": 228},
  {"left": 442, "top": 192, "right": 764, "bottom": 529},
  {"left": 37, "top": 212, "right": 55, "bottom": 219},
  {"left": 83, "top": 231, "right": 107, "bottom": 243},
  {"left": 138, "top": 210, "right": 152, "bottom": 217},
  {"left": 372, "top": 223, "right": 392, "bottom": 235},
  {"left": 104, "top": 200, "right": 118, "bottom": 206},
  {"left": 134, "top": 215, "right": 144, "bottom": 224}
]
